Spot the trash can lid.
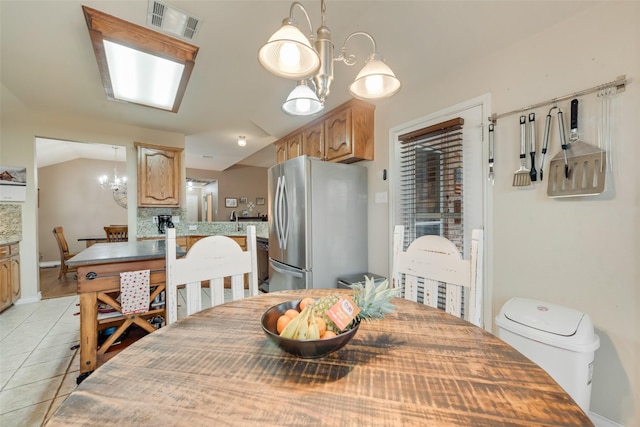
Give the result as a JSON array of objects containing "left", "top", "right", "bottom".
[
  {"left": 503, "top": 297, "right": 584, "bottom": 336},
  {"left": 337, "top": 273, "right": 386, "bottom": 285}
]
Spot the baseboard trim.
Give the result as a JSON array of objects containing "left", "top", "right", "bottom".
[
  {"left": 590, "top": 411, "right": 624, "bottom": 427},
  {"left": 14, "top": 292, "right": 42, "bottom": 305},
  {"left": 40, "top": 261, "right": 59, "bottom": 268}
]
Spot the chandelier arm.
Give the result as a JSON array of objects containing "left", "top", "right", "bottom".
[
  {"left": 290, "top": 2, "right": 315, "bottom": 41},
  {"left": 336, "top": 31, "right": 377, "bottom": 66}
]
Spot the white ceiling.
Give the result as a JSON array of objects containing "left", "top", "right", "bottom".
[{"left": 1, "top": 1, "right": 597, "bottom": 171}]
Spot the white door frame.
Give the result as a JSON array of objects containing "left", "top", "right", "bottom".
[{"left": 388, "top": 94, "right": 494, "bottom": 330}]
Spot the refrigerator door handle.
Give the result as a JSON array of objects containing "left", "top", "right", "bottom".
[
  {"left": 280, "top": 175, "right": 289, "bottom": 249},
  {"left": 275, "top": 175, "right": 288, "bottom": 250},
  {"left": 274, "top": 175, "right": 282, "bottom": 249},
  {"left": 270, "top": 260, "right": 304, "bottom": 278}
]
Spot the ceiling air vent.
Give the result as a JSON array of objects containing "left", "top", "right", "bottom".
[{"left": 147, "top": 1, "right": 201, "bottom": 41}]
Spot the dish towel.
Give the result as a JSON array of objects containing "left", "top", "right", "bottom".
[{"left": 120, "top": 269, "right": 150, "bottom": 315}]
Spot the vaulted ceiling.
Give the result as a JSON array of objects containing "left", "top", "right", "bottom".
[{"left": 1, "top": 1, "right": 596, "bottom": 170}]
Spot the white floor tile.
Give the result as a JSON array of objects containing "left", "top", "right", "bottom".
[
  {"left": 4, "top": 356, "right": 72, "bottom": 389},
  {"left": 0, "top": 376, "right": 61, "bottom": 414},
  {"left": 0, "top": 351, "right": 30, "bottom": 373},
  {"left": 37, "top": 331, "right": 79, "bottom": 349},
  {"left": 0, "top": 369, "right": 16, "bottom": 390},
  {"left": 22, "top": 343, "right": 76, "bottom": 367},
  {"left": 0, "top": 295, "right": 80, "bottom": 424},
  {"left": 0, "top": 400, "right": 50, "bottom": 427},
  {"left": 0, "top": 340, "right": 39, "bottom": 359}
]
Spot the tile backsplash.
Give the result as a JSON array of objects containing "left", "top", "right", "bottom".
[
  {"left": 0, "top": 204, "right": 22, "bottom": 244},
  {"left": 136, "top": 207, "right": 268, "bottom": 238}
]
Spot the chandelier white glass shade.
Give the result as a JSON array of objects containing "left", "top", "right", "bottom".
[
  {"left": 99, "top": 147, "right": 127, "bottom": 192},
  {"left": 238, "top": 136, "right": 247, "bottom": 147},
  {"left": 282, "top": 80, "right": 323, "bottom": 115},
  {"left": 258, "top": 0, "right": 400, "bottom": 115},
  {"left": 258, "top": 16, "right": 320, "bottom": 79}
]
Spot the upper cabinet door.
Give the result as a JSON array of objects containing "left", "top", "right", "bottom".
[
  {"left": 324, "top": 108, "right": 352, "bottom": 162},
  {"left": 302, "top": 122, "right": 324, "bottom": 160},
  {"left": 286, "top": 134, "right": 303, "bottom": 160},
  {"left": 135, "top": 142, "right": 183, "bottom": 207},
  {"left": 275, "top": 140, "right": 287, "bottom": 164}
]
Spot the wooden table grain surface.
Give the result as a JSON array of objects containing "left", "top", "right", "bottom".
[{"left": 47, "top": 289, "right": 593, "bottom": 426}]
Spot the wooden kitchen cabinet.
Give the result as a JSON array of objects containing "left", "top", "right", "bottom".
[
  {"left": 302, "top": 122, "right": 324, "bottom": 159},
  {"left": 324, "top": 100, "right": 375, "bottom": 163},
  {"left": 275, "top": 140, "right": 287, "bottom": 164},
  {"left": 275, "top": 134, "right": 303, "bottom": 164},
  {"left": 135, "top": 142, "right": 183, "bottom": 207},
  {"left": 273, "top": 99, "right": 374, "bottom": 164},
  {"left": 286, "top": 134, "right": 303, "bottom": 160},
  {"left": 0, "top": 243, "right": 20, "bottom": 313}
]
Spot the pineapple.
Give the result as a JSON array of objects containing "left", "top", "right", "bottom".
[
  {"left": 315, "top": 276, "right": 401, "bottom": 333},
  {"left": 314, "top": 293, "right": 342, "bottom": 332}
]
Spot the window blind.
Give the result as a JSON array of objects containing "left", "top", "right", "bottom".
[
  {"left": 398, "top": 117, "right": 465, "bottom": 307},
  {"left": 398, "top": 117, "right": 465, "bottom": 248}
]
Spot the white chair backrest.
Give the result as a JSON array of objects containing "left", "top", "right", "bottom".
[
  {"left": 165, "top": 226, "right": 259, "bottom": 325},
  {"left": 391, "top": 225, "right": 484, "bottom": 327}
]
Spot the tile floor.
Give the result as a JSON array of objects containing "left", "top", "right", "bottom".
[
  {"left": 0, "top": 288, "right": 255, "bottom": 426},
  {"left": 0, "top": 295, "right": 80, "bottom": 426}
]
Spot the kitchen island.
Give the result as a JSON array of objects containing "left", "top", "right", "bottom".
[{"left": 67, "top": 239, "right": 185, "bottom": 383}]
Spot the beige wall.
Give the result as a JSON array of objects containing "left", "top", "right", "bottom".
[
  {"left": 38, "top": 158, "right": 128, "bottom": 263},
  {"left": 365, "top": 3, "right": 638, "bottom": 425},
  {"left": 1, "top": 2, "right": 637, "bottom": 424},
  {"left": 0, "top": 108, "right": 185, "bottom": 304},
  {"left": 186, "top": 165, "right": 269, "bottom": 221}
]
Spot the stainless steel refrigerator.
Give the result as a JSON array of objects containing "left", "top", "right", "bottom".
[{"left": 268, "top": 156, "right": 368, "bottom": 292}]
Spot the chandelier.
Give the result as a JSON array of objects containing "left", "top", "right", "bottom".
[
  {"left": 99, "top": 147, "right": 127, "bottom": 192},
  {"left": 258, "top": 0, "right": 401, "bottom": 116}
]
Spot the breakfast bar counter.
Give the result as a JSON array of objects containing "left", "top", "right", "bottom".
[
  {"left": 66, "top": 240, "right": 185, "bottom": 381},
  {"left": 48, "top": 289, "right": 593, "bottom": 426}
]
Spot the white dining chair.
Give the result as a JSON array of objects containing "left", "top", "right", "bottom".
[
  {"left": 391, "top": 226, "right": 484, "bottom": 327},
  {"left": 165, "top": 226, "right": 259, "bottom": 325}
]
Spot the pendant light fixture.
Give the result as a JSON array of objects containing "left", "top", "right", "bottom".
[
  {"left": 282, "top": 80, "right": 323, "bottom": 115},
  {"left": 258, "top": 0, "right": 401, "bottom": 116}
]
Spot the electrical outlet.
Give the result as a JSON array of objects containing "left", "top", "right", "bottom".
[
  {"left": 188, "top": 225, "right": 197, "bottom": 231},
  {"left": 152, "top": 216, "right": 158, "bottom": 224},
  {"left": 172, "top": 216, "right": 180, "bottom": 224}
]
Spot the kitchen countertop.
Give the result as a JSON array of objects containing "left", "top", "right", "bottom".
[
  {"left": 137, "top": 221, "right": 268, "bottom": 240},
  {"left": 66, "top": 240, "right": 186, "bottom": 267}
]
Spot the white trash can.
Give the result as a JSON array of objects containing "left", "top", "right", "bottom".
[{"left": 495, "top": 297, "right": 600, "bottom": 413}]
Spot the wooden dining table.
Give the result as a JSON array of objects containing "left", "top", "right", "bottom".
[{"left": 47, "top": 289, "right": 593, "bottom": 426}]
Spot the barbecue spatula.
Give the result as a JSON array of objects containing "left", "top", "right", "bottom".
[{"left": 513, "top": 115, "right": 531, "bottom": 187}]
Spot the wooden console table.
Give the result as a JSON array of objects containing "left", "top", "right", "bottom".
[{"left": 66, "top": 240, "right": 185, "bottom": 382}]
